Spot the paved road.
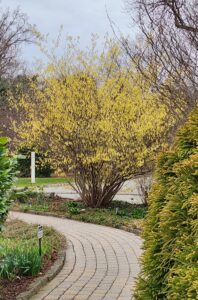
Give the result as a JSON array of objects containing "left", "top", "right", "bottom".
[
  {"left": 10, "top": 212, "right": 142, "bottom": 300},
  {"left": 43, "top": 187, "right": 142, "bottom": 204},
  {"left": 43, "top": 177, "right": 151, "bottom": 204}
]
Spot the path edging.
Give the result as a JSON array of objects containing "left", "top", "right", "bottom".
[
  {"left": 11, "top": 209, "right": 142, "bottom": 236},
  {"left": 16, "top": 241, "right": 66, "bottom": 300}
]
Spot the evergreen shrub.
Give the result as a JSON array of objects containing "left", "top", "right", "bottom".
[
  {"left": 135, "top": 108, "right": 198, "bottom": 300},
  {"left": 0, "top": 137, "right": 16, "bottom": 229}
]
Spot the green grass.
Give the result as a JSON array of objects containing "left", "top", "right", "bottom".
[
  {"left": 15, "top": 177, "right": 73, "bottom": 187},
  {"left": 12, "top": 190, "right": 147, "bottom": 232}
]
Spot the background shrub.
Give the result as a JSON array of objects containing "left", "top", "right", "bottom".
[
  {"left": 0, "top": 137, "right": 17, "bottom": 230},
  {"left": 17, "top": 147, "right": 53, "bottom": 177},
  {"left": 135, "top": 108, "right": 198, "bottom": 300}
]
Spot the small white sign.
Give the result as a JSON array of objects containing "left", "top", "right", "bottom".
[{"left": 37, "top": 225, "right": 43, "bottom": 239}]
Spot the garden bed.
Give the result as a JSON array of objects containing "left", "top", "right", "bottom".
[
  {"left": 12, "top": 191, "right": 147, "bottom": 233},
  {"left": 0, "top": 220, "right": 65, "bottom": 300}
]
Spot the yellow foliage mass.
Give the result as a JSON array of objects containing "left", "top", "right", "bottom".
[{"left": 12, "top": 38, "right": 177, "bottom": 180}]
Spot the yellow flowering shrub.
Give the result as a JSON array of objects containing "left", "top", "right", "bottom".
[{"left": 13, "top": 39, "right": 176, "bottom": 207}]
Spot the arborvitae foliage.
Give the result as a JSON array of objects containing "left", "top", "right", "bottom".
[{"left": 135, "top": 108, "right": 198, "bottom": 300}]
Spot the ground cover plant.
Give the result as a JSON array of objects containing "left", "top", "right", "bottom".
[
  {"left": 135, "top": 108, "right": 198, "bottom": 299},
  {"left": 0, "top": 219, "right": 65, "bottom": 300},
  {"left": 12, "top": 191, "right": 146, "bottom": 232}
]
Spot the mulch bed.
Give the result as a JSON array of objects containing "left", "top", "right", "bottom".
[{"left": 0, "top": 250, "right": 58, "bottom": 300}]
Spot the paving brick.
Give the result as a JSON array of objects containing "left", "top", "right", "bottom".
[{"left": 10, "top": 211, "right": 142, "bottom": 300}]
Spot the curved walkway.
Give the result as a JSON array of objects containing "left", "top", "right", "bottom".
[{"left": 10, "top": 212, "right": 142, "bottom": 300}]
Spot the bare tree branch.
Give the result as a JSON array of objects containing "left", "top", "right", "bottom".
[
  {"left": 0, "top": 6, "right": 34, "bottom": 78},
  {"left": 122, "top": 0, "right": 198, "bottom": 112}
]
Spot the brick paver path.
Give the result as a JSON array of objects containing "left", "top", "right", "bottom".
[{"left": 10, "top": 212, "right": 142, "bottom": 300}]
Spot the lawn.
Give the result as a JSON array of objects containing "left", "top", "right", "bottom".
[
  {"left": 12, "top": 191, "right": 147, "bottom": 233},
  {"left": 0, "top": 219, "right": 65, "bottom": 300},
  {"left": 15, "top": 177, "right": 73, "bottom": 187}
]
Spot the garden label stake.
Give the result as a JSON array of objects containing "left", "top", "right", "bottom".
[{"left": 37, "top": 224, "right": 43, "bottom": 256}]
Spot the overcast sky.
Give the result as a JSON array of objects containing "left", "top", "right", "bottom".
[{"left": 2, "top": 0, "right": 135, "bottom": 66}]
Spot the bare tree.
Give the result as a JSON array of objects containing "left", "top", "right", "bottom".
[
  {"left": 0, "top": 6, "right": 34, "bottom": 140},
  {"left": 136, "top": 174, "right": 153, "bottom": 206},
  {"left": 123, "top": 0, "right": 198, "bottom": 113},
  {"left": 0, "top": 6, "right": 33, "bottom": 78}
]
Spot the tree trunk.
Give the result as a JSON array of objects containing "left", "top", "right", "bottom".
[{"left": 74, "top": 166, "right": 124, "bottom": 208}]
